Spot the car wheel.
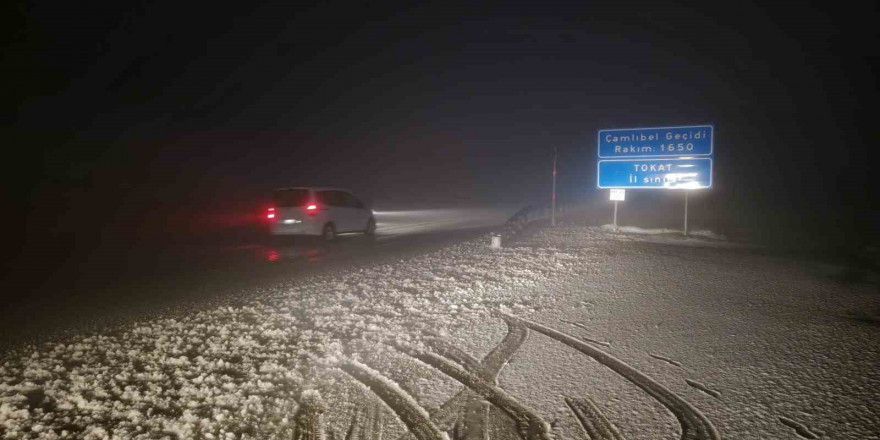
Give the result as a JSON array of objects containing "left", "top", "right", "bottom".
[
  {"left": 365, "top": 217, "right": 376, "bottom": 236},
  {"left": 321, "top": 223, "right": 336, "bottom": 241}
]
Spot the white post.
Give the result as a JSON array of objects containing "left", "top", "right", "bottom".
[
  {"left": 683, "top": 191, "right": 689, "bottom": 236},
  {"left": 551, "top": 147, "right": 557, "bottom": 226},
  {"left": 491, "top": 235, "right": 502, "bottom": 249},
  {"left": 613, "top": 200, "right": 618, "bottom": 232}
]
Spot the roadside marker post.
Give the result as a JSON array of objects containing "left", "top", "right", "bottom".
[{"left": 491, "top": 234, "right": 502, "bottom": 249}]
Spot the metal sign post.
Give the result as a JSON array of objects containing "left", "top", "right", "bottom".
[
  {"left": 551, "top": 147, "right": 557, "bottom": 226},
  {"left": 683, "top": 191, "right": 689, "bottom": 236},
  {"left": 613, "top": 201, "right": 618, "bottom": 232},
  {"left": 609, "top": 189, "right": 625, "bottom": 232}
]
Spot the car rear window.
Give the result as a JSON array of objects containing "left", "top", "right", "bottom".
[
  {"left": 341, "top": 192, "right": 365, "bottom": 209},
  {"left": 273, "top": 189, "right": 310, "bottom": 207},
  {"left": 316, "top": 190, "right": 344, "bottom": 207}
]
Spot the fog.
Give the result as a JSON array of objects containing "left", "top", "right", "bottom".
[{"left": 3, "top": 1, "right": 875, "bottom": 300}]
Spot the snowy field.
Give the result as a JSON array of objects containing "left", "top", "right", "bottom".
[{"left": 1, "top": 223, "right": 878, "bottom": 439}]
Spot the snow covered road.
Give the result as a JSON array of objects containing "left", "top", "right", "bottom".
[{"left": 1, "top": 223, "right": 877, "bottom": 439}]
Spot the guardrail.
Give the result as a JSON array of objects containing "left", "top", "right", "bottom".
[
  {"left": 498, "top": 202, "right": 577, "bottom": 239},
  {"left": 499, "top": 205, "right": 547, "bottom": 237}
]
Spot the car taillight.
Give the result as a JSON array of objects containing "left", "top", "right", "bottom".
[
  {"left": 267, "top": 207, "right": 275, "bottom": 219},
  {"left": 306, "top": 204, "right": 318, "bottom": 215}
]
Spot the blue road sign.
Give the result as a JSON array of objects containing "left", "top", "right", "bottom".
[
  {"left": 598, "top": 125, "right": 713, "bottom": 158},
  {"left": 597, "top": 158, "right": 713, "bottom": 189}
]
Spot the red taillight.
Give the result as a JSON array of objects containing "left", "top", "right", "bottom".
[
  {"left": 267, "top": 207, "right": 275, "bottom": 219},
  {"left": 306, "top": 204, "right": 318, "bottom": 216}
]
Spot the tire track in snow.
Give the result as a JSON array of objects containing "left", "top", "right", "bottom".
[
  {"left": 501, "top": 312, "right": 720, "bottom": 440},
  {"left": 478, "top": 321, "right": 530, "bottom": 379},
  {"left": 421, "top": 341, "right": 498, "bottom": 440},
  {"left": 371, "top": 403, "right": 386, "bottom": 440},
  {"left": 424, "top": 338, "right": 487, "bottom": 381},
  {"left": 344, "top": 408, "right": 364, "bottom": 440},
  {"left": 579, "top": 336, "right": 612, "bottom": 349},
  {"left": 649, "top": 354, "right": 683, "bottom": 368},
  {"left": 345, "top": 402, "right": 386, "bottom": 440},
  {"left": 564, "top": 396, "right": 628, "bottom": 440},
  {"left": 778, "top": 416, "right": 820, "bottom": 439},
  {"left": 684, "top": 379, "right": 721, "bottom": 400},
  {"left": 451, "top": 399, "right": 490, "bottom": 440},
  {"left": 338, "top": 359, "right": 448, "bottom": 440},
  {"left": 393, "top": 341, "right": 554, "bottom": 440},
  {"left": 559, "top": 319, "right": 612, "bottom": 347},
  {"left": 293, "top": 391, "right": 328, "bottom": 440},
  {"left": 429, "top": 320, "right": 529, "bottom": 436}
]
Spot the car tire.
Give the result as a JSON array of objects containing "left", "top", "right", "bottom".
[
  {"left": 365, "top": 217, "right": 376, "bottom": 236},
  {"left": 321, "top": 223, "right": 336, "bottom": 241}
]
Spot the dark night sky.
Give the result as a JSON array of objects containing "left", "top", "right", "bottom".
[{"left": 3, "top": 1, "right": 877, "bottom": 261}]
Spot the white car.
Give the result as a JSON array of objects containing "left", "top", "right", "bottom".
[{"left": 267, "top": 187, "right": 375, "bottom": 240}]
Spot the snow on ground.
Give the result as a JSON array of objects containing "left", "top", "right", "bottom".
[
  {"left": 600, "top": 224, "right": 728, "bottom": 241},
  {"left": 1, "top": 223, "right": 878, "bottom": 439},
  {"left": 0, "top": 224, "right": 587, "bottom": 439}
]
